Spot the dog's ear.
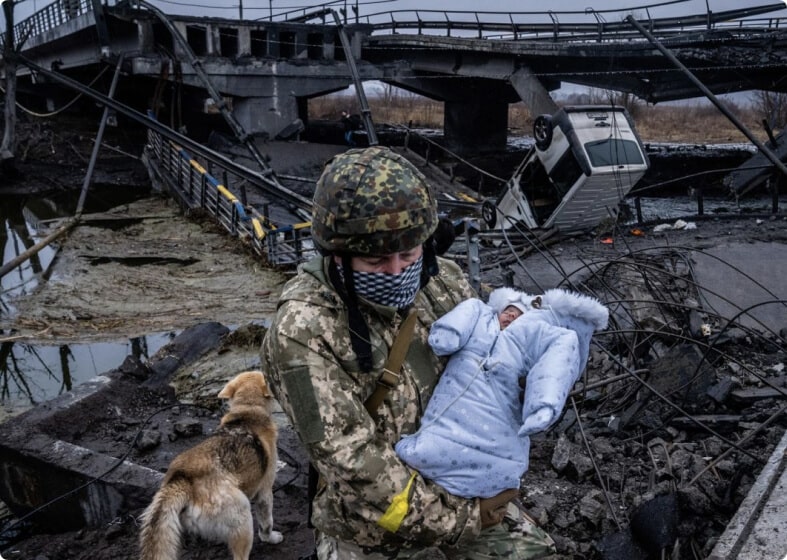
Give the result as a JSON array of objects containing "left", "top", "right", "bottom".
[{"left": 218, "top": 377, "right": 238, "bottom": 399}]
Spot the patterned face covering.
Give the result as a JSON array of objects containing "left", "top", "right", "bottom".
[{"left": 339, "top": 255, "right": 423, "bottom": 309}]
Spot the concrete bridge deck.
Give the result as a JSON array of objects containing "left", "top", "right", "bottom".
[{"left": 4, "top": 0, "right": 787, "bottom": 152}]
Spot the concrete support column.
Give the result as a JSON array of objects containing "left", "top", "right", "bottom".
[
  {"left": 509, "top": 66, "right": 558, "bottom": 117},
  {"left": 444, "top": 99, "right": 508, "bottom": 155},
  {"left": 233, "top": 93, "right": 300, "bottom": 138},
  {"left": 172, "top": 22, "right": 188, "bottom": 58},
  {"left": 208, "top": 25, "right": 219, "bottom": 55},
  {"left": 137, "top": 21, "right": 154, "bottom": 54},
  {"left": 238, "top": 27, "right": 251, "bottom": 56}
]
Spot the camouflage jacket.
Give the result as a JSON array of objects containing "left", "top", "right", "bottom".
[{"left": 261, "top": 255, "right": 481, "bottom": 549}]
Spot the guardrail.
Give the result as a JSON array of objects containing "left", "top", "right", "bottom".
[
  {"left": 360, "top": 2, "right": 787, "bottom": 42},
  {"left": 12, "top": 0, "right": 95, "bottom": 45},
  {"left": 144, "top": 129, "right": 315, "bottom": 268},
  {"left": 10, "top": 0, "right": 786, "bottom": 51}
]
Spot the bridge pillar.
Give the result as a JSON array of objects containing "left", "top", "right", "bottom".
[
  {"left": 443, "top": 99, "right": 508, "bottom": 155},
  {"left": 509, "top": 67, "right": 559, "bottom": 117},
  {"left": 233, "top": 95, "right": 301, "bottom": 140}
]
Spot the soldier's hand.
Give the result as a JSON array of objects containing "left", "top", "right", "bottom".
[{"left": 479, "top": 489, "right": 518, "bottom": 529}]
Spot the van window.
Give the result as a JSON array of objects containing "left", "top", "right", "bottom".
[
  {"left": 549, "top": 150, "right": 584, "bottom": 196},
  {"left": 585, "top": 138, "right": 644, "bottom": 167}
]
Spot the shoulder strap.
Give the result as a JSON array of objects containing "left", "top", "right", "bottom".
[{"left": 364, "top": 309, "right": 418, "bottom": 420}]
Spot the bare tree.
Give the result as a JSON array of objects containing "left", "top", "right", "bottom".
[
  {"left": 752, "top": 90, "right": 787, "bottom": 133},
  {"left": 586, "top": 87, "right": 643, "bottom": 118}
]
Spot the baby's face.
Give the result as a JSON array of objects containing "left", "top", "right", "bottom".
[{"left": 499, "top": 305, "right": 523, "bottom": 329}]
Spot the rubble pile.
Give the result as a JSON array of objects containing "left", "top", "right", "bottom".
[{"left": 520, "top": 246, "right": 786, "bottom": 558}]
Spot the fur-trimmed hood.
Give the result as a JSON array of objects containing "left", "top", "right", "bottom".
[
  {"left": 487, "top": 287, "right": 609, "bottom": 331},
  {"left": 487, "top": 286, "right": 540, "bottom": 315}
]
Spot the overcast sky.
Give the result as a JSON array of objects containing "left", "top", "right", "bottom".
[{"left": 3, "top": 0, "right": 787, "bottom": 26}]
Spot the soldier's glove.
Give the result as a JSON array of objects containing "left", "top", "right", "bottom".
[{"left": 479, "top": 489, "right": 518, "bottom": 529}]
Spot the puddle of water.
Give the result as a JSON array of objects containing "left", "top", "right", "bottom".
[{"left": 0, "top": 333, "right": 176, "bottom": 419}]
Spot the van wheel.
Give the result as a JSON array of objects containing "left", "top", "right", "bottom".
[
  {"left": 481, "top": 199, "right": 497, "bottom": 228},
  {"left": 533, "top": 115, "right": 553, "bottom": 150}
]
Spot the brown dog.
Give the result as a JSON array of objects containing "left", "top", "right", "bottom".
[{"left": 139, "top": 371, "right": 283, "bottom": 560}]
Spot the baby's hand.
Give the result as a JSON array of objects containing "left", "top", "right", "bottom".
[{"left": 520, "top": 407, "right": 555, "bottom": 435}]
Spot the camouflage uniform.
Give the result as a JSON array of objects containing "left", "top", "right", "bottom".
[{"left": 260, "top": 146, "right": 556, "bottom": 559}]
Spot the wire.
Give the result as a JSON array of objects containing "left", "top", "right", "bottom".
[
  {"left": 0, "top": 65, "right": 110, "bottom": 118},
  {"left": 0, "top": 401, "right": 205, "bottom": 546}
]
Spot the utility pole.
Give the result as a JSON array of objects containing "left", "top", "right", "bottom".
[
  {"left": 1, "top": 0, "right": 18, "bottom": 171},
  {"left": 238, "top": 0, "right": 243, "bottom": 21}
]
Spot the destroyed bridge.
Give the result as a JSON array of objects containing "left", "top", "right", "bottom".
[{"left": 4, "top": 0, "right": 787, "bottom": 154}]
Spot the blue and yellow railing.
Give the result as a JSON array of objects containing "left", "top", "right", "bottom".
[{"left": 144, "top": 129, "right": 314, "bottom": 267}]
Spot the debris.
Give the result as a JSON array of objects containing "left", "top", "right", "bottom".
[
  {"left": 648, "top": 344, "right": 715, "bottom": 402},
  {"left": 551, "top": 434, "right": 594, "bottom": 480},
  {"left": 578, "top": 490, "right": 607, "bottom": 526},
  {"left": 629, "top": 494, "right": 679, "bottom": 554},
  {"left": 172, "top": 418, "right": 203, "bottom": 439},
  {"left": 706, "top": 377, "right": 737, "bottom": 404},
  {"left": 669, "top": 414, "right": 742, "bottom": 432},
  {"left": 135, "top": 429, "right": 161, "bottom": 451},
  {"left": 730, "top": 386, "right": 787, "bottom": 403},
  {"left": 596, "top": 530, "right": 649, "bottom": 560},
  {"left": 653, "top": 219, "right": 698, "bottom": 232}
]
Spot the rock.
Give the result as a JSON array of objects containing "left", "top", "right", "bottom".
[
  {"left": 550, "top": 434, "right": 594, "bottom": 480},
  {"left": 706, "top": 376, "right": 736, "bottom": 404},
  {"left": 590, "top": 437, "right": 615, "bottom": 458},
  {"left": 551, "top": 534, "right": 580, "bottom": 556},
  {"left": 117, "top": 355, "right": 150, "bottom": 379},
  {"left": 135, "top": 429, "right": 162, "bottom": 451},
  {"left": 648, "top": 344, "right": 714, "bottom": 402},
  {"left": 552, "top": 509, "right": 577, "bottom": 529},
  {"left": 551, "top": 434, "right": 572, "bottom": 472},
  {"left": 679, "top": 485, "right": 714, "bottom": 515},
  {"left": 578, "top": 490, "right": 606, "bottom": 526},
  {"left": 526, "top": 491, "right": 557, "bottom": 512},
  {"left": 173, "top": 418, "right": 203, "bottom": 438}
]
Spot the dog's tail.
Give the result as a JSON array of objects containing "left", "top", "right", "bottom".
[{"left": 139, "top": 477, "right": 191, "bottom": 560}]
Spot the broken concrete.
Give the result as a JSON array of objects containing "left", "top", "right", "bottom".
[
  {"left": 709, "top": 428, "right": 787, "bottom": 560},
  {"left": 0, "top": 322, "right": 229, "bottom": 530}
]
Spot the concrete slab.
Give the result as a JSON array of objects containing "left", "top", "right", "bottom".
[
  {"left": 0, "top": 376, "right": 164, "bottom": 531},
  {"left": 0, "top": 323, "right": 227, "bottom": 530},
  {"left": 708, "top": 428, "right": 787, "bottom": 560},
  {"left": 691, "top": 242, "right": 787, "bottom": 334}
]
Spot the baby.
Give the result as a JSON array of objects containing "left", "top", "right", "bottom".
[{"left": 395, "top": 287, "right": 608, "bottom": 498}]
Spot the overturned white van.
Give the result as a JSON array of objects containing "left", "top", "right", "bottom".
[{"left": 482, "top": 106, "right": 650, "bottom": 234}]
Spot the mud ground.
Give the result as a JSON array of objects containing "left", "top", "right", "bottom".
[
  {"left": 2, "top": 115, "right": 787, "bottom": 560},
  {"left": 0, "top": 196, "right": 288, "bottom": 343}
]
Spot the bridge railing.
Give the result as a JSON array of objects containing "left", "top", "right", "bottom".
[
  {"left": 144, "top": 129, "right": 316, "bottom": 268},
  {"left": 359, "top": 2, "right": 787, "bottom": 42},
  {"left": 11, "top": 0, "right": 94, "bottom": 46}
]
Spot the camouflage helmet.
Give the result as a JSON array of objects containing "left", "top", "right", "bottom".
[{"left": 312, "top": 146, "right": 438, "bottom": 255}]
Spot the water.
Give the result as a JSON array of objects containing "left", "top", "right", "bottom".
[{"left": 0, "top": 334, "right": 175, "bottom": 418}]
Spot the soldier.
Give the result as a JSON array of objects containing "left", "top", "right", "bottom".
[{"left": 261, "top": 146, "right": 556, "bottom": 559}]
